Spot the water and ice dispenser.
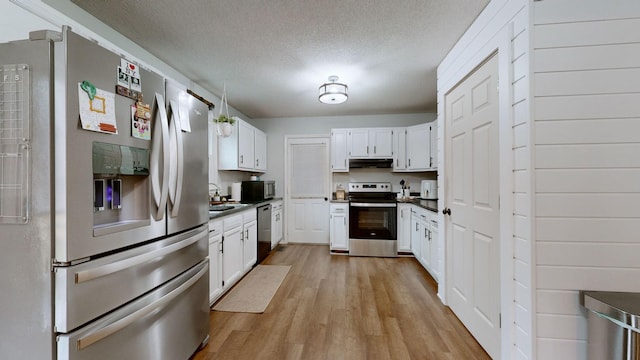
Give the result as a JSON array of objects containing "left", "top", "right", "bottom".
[{"left": 92, "top": 142, "right": 149, "bottom": 228}]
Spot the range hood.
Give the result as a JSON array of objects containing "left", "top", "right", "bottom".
[{"left": 348, "top": 158, "right": 393, "bottom": 168}]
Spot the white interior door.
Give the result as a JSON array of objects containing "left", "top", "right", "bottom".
[
  {"left": 285, "top": 136, "right": 330, "bottom": 244},
  {"left": 444, "top": 54, "right": 500, "bottom": 358}
]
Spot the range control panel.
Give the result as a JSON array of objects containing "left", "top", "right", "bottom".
[{"left": 348, "top": 182, "right": 392, "bottom": 193}]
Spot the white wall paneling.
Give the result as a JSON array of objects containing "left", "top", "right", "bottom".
[
  {"left": 536, "top": 169, "right": 640, "bottom": 193},
  {"left": 533, "top": 4, "right": 640, "bottom": 357},
  {"left": 536, "top": 218, "right": 640, "bottom": 243},
  {"left": 535, "top": 118, "right": 640, "bottom": 145}
]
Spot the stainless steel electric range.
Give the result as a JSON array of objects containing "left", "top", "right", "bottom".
[{"left": 348, "top": 182, "right": 398, "bottom": 257}]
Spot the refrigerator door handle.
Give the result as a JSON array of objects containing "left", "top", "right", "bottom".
[
  {"left": 167, "top": 100, "right": 184, "bottom": 218},
  {"left": 75, "top": 262, "right": 208, "bottom": 350},
  {"left": 150, "top": 93, "right": 170, "bottom": 220},
  {"left": 74, "top": 231, "right": 203, "bottom": 284}
]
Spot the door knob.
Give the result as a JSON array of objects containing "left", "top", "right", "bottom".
[{"left": 442, "top": 208, "right": 451, "bottom": 216}]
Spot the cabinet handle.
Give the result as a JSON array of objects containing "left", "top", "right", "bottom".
[
  {"left": 374, "top": 145, "right": 376, "bottom": 154},
  {"left": 240, "top": 155, "right": 243, "bottom": 164},
  {"left": 415, "top": 223, "right": 419, "bottom": 231},
  {"left": 256, "top": 159, "right": 259, "bottom": 166},
  {"left": 442, "top": 208, "right": 451, "bottom": 216},
  {"left": 221, "top": 238, "right": 224, "bottom": 254},
  {"left": 408, "top": 158, "right": 411, "bottom": 167},
  {"left": 344, "top": 159, "right": 346, "bottom": 167},
  {"left": 367, "top": 145, "right": 369, "bottom": 154},
  {"left": 245, "top": 229, "right": 249, "bottom": 239},
  {"left": 425, "top": 228, "right": 428, "bottom": 238},
  {"left": 430, "top": 156, "right": 433, "bottom": 168}
]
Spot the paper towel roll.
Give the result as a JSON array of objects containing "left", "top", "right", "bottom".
[{"left": 231, "top": 182, "right": 242, "bottom": 202}]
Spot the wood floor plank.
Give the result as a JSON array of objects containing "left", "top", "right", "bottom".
[{"left": 191, "top": 244, "right": 490, "bottom": 360}]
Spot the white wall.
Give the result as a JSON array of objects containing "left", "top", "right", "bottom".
[
  {"left": 532, "top": 1, "right": 640, "bottom": 359},
  {"left": 437, "top": 0, "right": 531, "bottom": 358},
  {"left": 0, "top": 1, "right": 57, "bottom": 42},
  {"left": 251, "top": 113, "right": 435, "bottom": 197}
]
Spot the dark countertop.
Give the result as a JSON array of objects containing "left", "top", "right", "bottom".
[
  {"left": 208, "top": 198, "right": 283, "bottom": 220},
  {"left": 398, "top": 198, "right": 438, "bottom": 213}
]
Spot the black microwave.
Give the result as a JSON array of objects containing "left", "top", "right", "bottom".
[{"left": 241, "top": 180, "right": 275, "bottom": 203}]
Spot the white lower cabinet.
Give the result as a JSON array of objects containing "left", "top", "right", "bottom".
[
  {"left": 208, "top": 208, "right": 259, "bottom": 305},
  {"left": 221, "top": 214, "right": 244, "bottom": 291},
  {"left": 208, "top": 220, "right": 223, "bottom": 305},
  {"left": 429, "top": 218, "right": 439, "bottom": 281},
  {"left": 242, "top": 210, "right": 258, "bottom": 272},
  {"left": 397, "top": 203, "right": 412, "bottom": 253},
  {"left": 271, "top": 200, "right": 283, "bottom": 249},
  {"left": 330, "top": 203, "right": 349, "bottom": 251},
  {"left": 408, "top": 205, "right": 438, "bottom": 281},
  {"left": 410, "top": 208, "right": 424, "bottom": 259}
]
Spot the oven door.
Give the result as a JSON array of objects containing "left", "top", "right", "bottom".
[{"left": 349, "top": 202, "right": 397, "bottom": 240}]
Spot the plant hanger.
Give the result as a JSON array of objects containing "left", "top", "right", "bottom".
[{"left": 216, "top": 83, "right": 235, "bottom": 137}]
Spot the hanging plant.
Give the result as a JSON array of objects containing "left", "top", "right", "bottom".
[
  {"left": 214, "top": 84, "right": 234, "bottom": 137},
  {"left": 214, "top": 114, "right": 235, "bottom": 124}
]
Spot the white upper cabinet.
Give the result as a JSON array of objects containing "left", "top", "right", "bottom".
[
  {"left": 370, "top": 128, "right": 394, "bottom": 157},
  {"left": 393, "top": 127, "right": 407, "bottom": 170},
  {"left": 347, "top": 128, "right": 393, "bottom": 158},
  {"left": 406, "top": 123, "right": 430, "bottom": 170},
  {"left": 403, "top": 120, "right": 437, "bottom": 171},
  {"left": 218, "top": 118, "right": 267, "bottom": 172},
  {"left": 331, "top": 129, "right": 348, "bottom": 172},
  {"left": 254, "top": 128, "right": 267, "bottom": 171},
  {"left": 237, "top": 120, "right": 255, "bottom": 170},
  {"left": 429, "top": 121, "right": 437, "bottom": 170}
]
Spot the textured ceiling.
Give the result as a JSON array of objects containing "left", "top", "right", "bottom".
[{"left": 70, "top": 0, "right": 488, "bottom": 119}]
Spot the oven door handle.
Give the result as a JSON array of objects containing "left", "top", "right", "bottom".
[{"left": 350, "top": 202, "right": 397, "bottom": 208}]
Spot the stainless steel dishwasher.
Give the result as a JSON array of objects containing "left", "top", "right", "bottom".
[{"left": 257, "top": 204, "right": 272, "bottom": 264}]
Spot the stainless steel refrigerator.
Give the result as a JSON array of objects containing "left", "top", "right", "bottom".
[{"left": 0, "top": 28, "right": 210, "bottom": 359}]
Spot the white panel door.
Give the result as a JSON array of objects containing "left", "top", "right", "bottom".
[
  {"left": 444, "top": 54, "right": 500, "bottom": 358},
  {"left": 286, "top": 136, "right": 330, "bottom": 244}
]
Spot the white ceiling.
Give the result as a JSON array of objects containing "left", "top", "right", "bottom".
[{"left": 70, "top": 0, "right": 489, "bottom": 119}]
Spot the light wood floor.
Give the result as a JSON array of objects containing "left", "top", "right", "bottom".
[{"left": 192, "top": 244, "right": 490, "bottom": 360}]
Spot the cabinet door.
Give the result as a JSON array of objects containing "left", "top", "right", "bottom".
[
  {"left": 254, "top": 129, "right": 267, "bottom": 171},
  {"left": 330, "top": 204, "right": 349, "bottom": 251},
  {"left": 410, "top": 212, "right": 421, "bottom": 257},
  {"left": 243, "top": 220, "right": 258, "bottom": 271},
  {"left": 271, "top": 209, "right": 283, "bottom": 249},
  {"left": 348, "top": 129, "right": 369, "bottom": 158},
  {"left": 217, "top": 121, "right": 240, "bottom": 170},
  {"left": 371, "top": 128, "right": 393, "bottom": 158},
  {"left": 393, "top": 128, "right": 407, "bottom": 171},
  {"left": 406, "top": 123, "right": 430, "bottom": 170},
  {"left": 397, "top": 204, "right": 412, "bottom": 252},
  {"left": 331, "top": 129, "right": 348, "bottom": 172},
  {"left": 208, "top": 232, "right": 223, "bottom": 304},
  {"left": 421, "top": 223, "right": 431, "bottom": 270},
  {"left": 222, "top": 227, "right": 243, "bottom": 288},
  {"left": 429, "top": 218, "right": 439, "bottom": 281},
  {"left": 238, "top": 121, "right": 255, "bottom": 170},
  {"left": 429, "top": 121, "right": 437, "bottom": 170}
]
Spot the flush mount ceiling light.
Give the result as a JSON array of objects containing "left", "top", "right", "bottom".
[{"left": 318, "top": 75, "right": 348, "bottom": 104}]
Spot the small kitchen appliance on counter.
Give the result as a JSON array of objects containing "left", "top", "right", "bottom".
[
  {"left": 241, "top": 180, "right": 275, "bottom": 203},
  {"left": 420, "top": 180, "right": 438, "bottom": 200}
]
